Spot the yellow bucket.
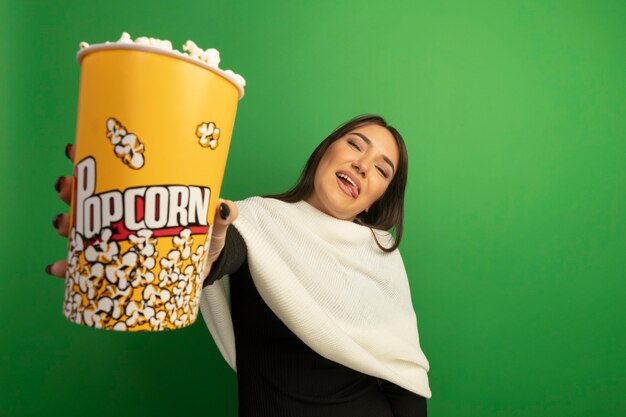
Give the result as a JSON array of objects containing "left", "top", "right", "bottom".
[{"left": 63, "top": 44, "right": 243, "bottom": 331}]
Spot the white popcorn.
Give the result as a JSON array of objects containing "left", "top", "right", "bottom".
[
  {"left": 72, "top": 293, "right": 83, "bottom": 323},
  {"left": 83, "top": 308, "right": 105, "bottom": 328},
  {"left": 160, "top": 249, "right": 183, "bottom": 271},
  {"left": 79, "top": 33, "right": 246, "bottom": 92},
  {"left": 173, "top": 229, "right": 193, "bottom": 260},
  {"left": 65, "top": 216, "right": 209, "bottom": 330},
  {"left": 115, "top": 133, "right": 145, "bottom": 169},
  {"left": 196, "top": 121, "right": 220, "bottom": 149},
  {"left": 204, "top": 48, "right": 220, "bottom": 67},
  {"left": 223, "top": 69, "right": 246, "bottom": 87},
  {"left": 125, "top": 301, "right": 149, "bottom": 327},
  {"left": 106, "top": 117, "right": 127, "bottom": 145},
  {"left": 158, "top": 267, "right": 180, "bottom": 288},
  {"left": 172, "top": 278, "right": 186, "bottom": 299},
  {"left": 78, "top": 263, "right": 104, "bottom": 299},
  {"left": 97, "top": 297, "right": 124, "bottom": 320},
  {"left": 143, "top": 284, "right": 171, "bottom": 310},
  {"left": 69, "top": 227, "right": 84, "bottom": 253},
  {"left": 105, "top": 117, "right": 146, "bottom": 169},
  {"left": 149, "top": 311, "right": 167, "bottom": 330},
  {"left": 84, "top": 228, "right": 119, "bottom": 263},
  {"left": 105, "top": 251, "right": 137, "bottom": 290},
  {"left": 130, "top": 264, "right": 154, "bottom": 288},
  {"left": 113, "top": 322, "right": 127, "bottom": 331},
  {"left": 143, "top": 306, "right": 156, "bottom": 320},
  {"left": 142, "top": 257, "right": 156, "bottom": 271},
  {"left": 233, "top": 73, "right": 246, "bottom": 88},
  {"left": 117, "top": 32, "right": 132, "bottom": 44},
  {"left": 128, "top": 229, "right": 158, "bottom": 259},
  {"left": 191, "top": 242, "right": 208, "bottom": 275},
  {"left": 182, "top": 40, "right": 204, "bottom": 60},
  {"left": 135, "top": 36, "right": 150, "bottom": 45}
]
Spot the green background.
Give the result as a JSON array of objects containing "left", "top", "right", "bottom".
[{"left": 1, "top": 0, "right": 624, "bottom": 416}]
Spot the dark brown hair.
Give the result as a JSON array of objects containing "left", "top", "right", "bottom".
[{"left": 264, "top": 114, "right": 408, "bottom": 252}]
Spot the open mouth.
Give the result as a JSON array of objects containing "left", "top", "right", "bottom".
[{"left": 336, "top": 172, "right": 359, "bottom": 198}]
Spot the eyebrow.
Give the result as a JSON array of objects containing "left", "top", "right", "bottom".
[{"left": 350, "top": 132, "right": 396, "bottom": 174}]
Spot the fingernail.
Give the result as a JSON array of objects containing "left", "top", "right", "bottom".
[
  {"left": 219, "top": 203, "right": 230, "bottom": 220},
  {"left": 52, "top": 214, "right": 61, "bottom": 229},
  {"left": 65, "top": 144, "right": 71, "bottom": 159},
  {"left": 54, "top": 176, "right": 63, "bottom": 193},
  {"left": 45, "top": 264, "right": 53, "bottom": 275}
]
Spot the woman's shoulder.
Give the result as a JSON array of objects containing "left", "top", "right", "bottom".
[
  {"left": 235, "top": 197, "right": 398, "bottom": 253},
  {"left": 235, "top": 196, "right": 286, "bottom": 210},
  {"left": 371, "top": 227, "right": 395, "bottom": 243},
  {"left": 233, "top": 197, "right": 293, "bottom": 224}
]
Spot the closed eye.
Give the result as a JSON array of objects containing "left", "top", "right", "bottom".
[
  {"left": 347, "top": 140, "right": 361, "bottom": 151},
  {"left": 376, "top": 166, "right": 389, "bottom": 178}
]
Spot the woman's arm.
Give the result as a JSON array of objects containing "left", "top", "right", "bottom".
[
  {"left": 379, "top": 378, "right": 427, "bottom": 417},
  {"left": 199, "top": 198, "right": 242, "bottom": 284},
  {"left": 203, "top": 223, "right": 247, "bottom": 286}
]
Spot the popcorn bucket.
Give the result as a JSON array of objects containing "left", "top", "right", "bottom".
[{"left": 63, "top": 44, "right": 243, "bottom": 331}]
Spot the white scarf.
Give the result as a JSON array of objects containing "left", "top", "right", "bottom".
[{"left": 199, "top": 197, "right": 432, "bottom": 399}]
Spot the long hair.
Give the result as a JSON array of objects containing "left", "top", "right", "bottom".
[{"left": 264, "top": 114, "right": 409, "bottom": 252}]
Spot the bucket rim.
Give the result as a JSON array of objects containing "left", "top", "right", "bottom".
[{"left": 77, "top": 43, "right": 245, "bottom": 100}]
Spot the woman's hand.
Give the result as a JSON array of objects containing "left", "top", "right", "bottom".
[
  {"left": 46, "top": 144, "right": 75, "bottom": 278},
  {"left": 203, "top": 199, "right": 238, "bottom": 280},
  {"left": 46, "top": 143, "right": 239, "bottom": 280}
]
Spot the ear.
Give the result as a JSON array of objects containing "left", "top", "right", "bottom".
[{"left": 365, "top": 207, "right": 369, "bottom": 213}]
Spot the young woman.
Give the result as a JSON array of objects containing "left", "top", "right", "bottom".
[{"left": 49, "top": 114, "right": 431, "bottom": 416}]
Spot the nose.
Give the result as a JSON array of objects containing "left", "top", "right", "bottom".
[{"left": 352, "top": 156, "right": 371, "bottom": 178}]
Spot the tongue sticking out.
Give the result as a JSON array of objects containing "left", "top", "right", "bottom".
[{"left": 339, "top": 177, "right": 359, "bottom": 198}]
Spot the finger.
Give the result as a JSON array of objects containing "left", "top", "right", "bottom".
[
  {"left": 53, "top": 213, "right": 70, "bottom": 237},
  {"left": 45, "top": 260, "right": 67, "bottom": 279},
  {"left": 205, "top": 199, "right": 238, "bottom": 267},
  {"left": 54, "top": 175, "right": 73, "bottom": 205},
  {"left": 213, "top": 199, "right": 238, "bottom": 230},
  {"left": 211, "top": 200, "right": 237, "bottom": 241},
  {"left": 65, "top": 143, "right": 76, "bottom": 162}
]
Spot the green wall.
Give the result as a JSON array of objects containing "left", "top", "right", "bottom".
[{"left": 1, "top": 0, "right": 624, "bottom": 416}]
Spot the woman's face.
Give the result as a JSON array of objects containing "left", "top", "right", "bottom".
[{"left": 305, "top": 123, "right": 400, "bottom": 221}]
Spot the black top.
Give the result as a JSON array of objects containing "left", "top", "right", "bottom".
[{"left": 203, "top": 225, "right": 427, "bottom": 417}]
